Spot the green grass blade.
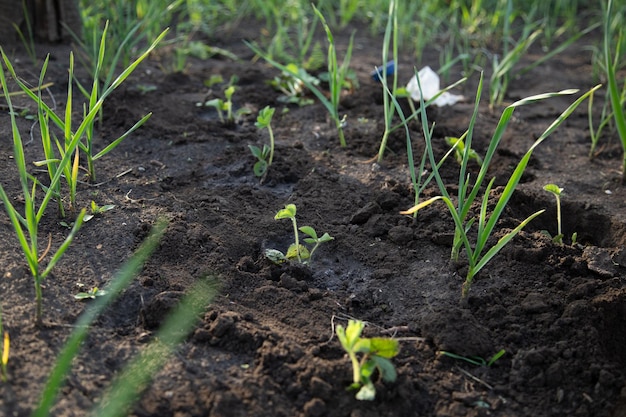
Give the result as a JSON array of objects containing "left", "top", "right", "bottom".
[
  {"left": 457, "top": 73, "right": 484, "bottom": 218},
  {"left": 0, "top": 186, "right": 37, "bottom": 276},
  {"left": 376, "top": 0, "right": 398, "bottom": 162},
  {"left": 31, "top": 220, "right": 168, "bottom": 417},
  {"left": 41, "top": 209, "right": 86, "bottom": 279},
  {"left": 64, "top": 53, "right": 74, "bottom": 147},
  {"left": 474, "top": 85, "right": 599, "bottom": 257},
  {"left": 90, "top": 278, "right": 218, "bottom": 417},
  {"left": 93, "top": 113, "right": 153, "bottom": 160},
  {"left": 245, "top": 40, "right": 334, "bottom": 117},
  {"left": 604, "top": 0, "right": 626, "bottom": 182},
  {"left": 471, "top": 209, "right": 545, "bottom": 279}
]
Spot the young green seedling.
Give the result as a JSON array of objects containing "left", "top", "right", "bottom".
[
  {"left": 250, "top": 106, "right": 276, "bottom": 177},
  {"left": 543, "top": 184, "right": 564, "bottom": 244},
  {"left": 198, "top": 89, "right": 231, "bottom": 124},
  {"left": 248, "top": 144, "right": 271, "bottom": 177},
  {"left": 604, "top": 0, "right": 626, "bottom": 184},
  {"left": 269, "top": 204, "right": 333, "bottom": 264},
  {"left": 438, "top": 349, "right": 505, "bottom": 367},
  {"left": 0, "top": 51, "right": 88, "bottom": 324},
  {"left": 74, "top": 287, "right": 108, "bottom": 300},
  {"left": 268, "top": 65, "right": 315, "bottom": 106},
  {"left": 299, "top": 226, "right": 334, "bottom": 262},
  {"left": 274, "top": 204, "right": 303, "bottom": 262},
  {"left": 247, "top": 5, "right": 355, "bottom": 147},
  {"left": 83, "top": 201, "right": 116, "bottom": 222},
  {"left": 402, "top": 71, "right": 600, "bottom": 297},
  {"left": 336, "top": 320, "right": 399, "bottom": 401}
]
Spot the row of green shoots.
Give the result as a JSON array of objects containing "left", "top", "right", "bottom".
[{"left": 243, "top": 1, "right": 606, "bottom": 301}]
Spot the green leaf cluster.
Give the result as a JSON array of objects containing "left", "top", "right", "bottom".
[
  {"left": 267, "top": 204, "right": 333, "bottom": 264},
  {"left": 402, "top": 71, "right": 599, "bottom": 297},
  {"left": 250, "top": 106, "right": 276, "bottom": 177},
  {"left": 336, "top": 320, "right": 399, "bottom": 401}
]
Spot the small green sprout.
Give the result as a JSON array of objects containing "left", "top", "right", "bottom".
[
  {"left": 268, "top": 204, "right": 333, "bottom": 264},
  {"left": 336, "top": 320, "right": 399, "bottom": 401},
  {"left": 135, "top": 84, "right": 157, "bottom": 95},
  {"left": 74, "top": 286, "right": 108, "bottom": 300},
  {"left": 204, "top": 74, "right": 224, "bottom": 88},
  {"left": 197, "top": 82, "right": 239, "bottom": 124},
  {"left": 250, "top": 106, "right": 276, "bottom": 177},
  {"left": 543, "top": 184, "right": 564, "bottom": 244},
  {"left": 268, "top": 65, "right": 315, "bottom": 106},
  {"left": 438, "top": 349, "right": 506, "bottom": 367},
  {"left": 248, "top": 144, "right": 271, "bottom": 177},
  {"left": 84, "top": 201, "right": 116, "bottom": 222},
  {"left": 299, "top": 226, "right": 334, "bottom": 261}
]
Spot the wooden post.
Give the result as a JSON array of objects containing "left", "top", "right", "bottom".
[{"left": 0, "top": 0, "right": 81, "bottom": 45}]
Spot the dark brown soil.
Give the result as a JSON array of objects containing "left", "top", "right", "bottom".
[{"left": 1, "top": 21, "right": 626, "bottom": 417}]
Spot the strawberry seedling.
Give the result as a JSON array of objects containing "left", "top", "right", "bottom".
[
  {"left": 336, "top": 320, "right": 399, "bottom": 401},
  {"left": 267, "top": 204, "right": 333, "bottom": 264},
  {"left": 250, "top": 106, "right": 276, "bottom": 177}
]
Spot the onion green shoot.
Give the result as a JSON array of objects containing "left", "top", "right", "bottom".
[
  {"left": 402, "top": 71, "right": 600, "bottom": 297},
  {"left": 247, "top": 4, "right": 355, "bottom": 147},
  {"left": 12, "top": 0, "right": 37, "bottom": 65},
  {"left": 488, "top": 0, "right": 597, "bottom": 108},
  {"left": 30, "top": 219, "right": 193, "bottom": 417},
  {"left": 336, "top": 320, "right": 399, "bottom": 401},
  {"left": 5, "top": 25, "right": 166, "bottom": 186},
  {"left": 603, "top": 0, "right": 626, "bottom": 183},
  {"left": 91, "top": 278, "right": 217, "bottom": 417},
  {"left": 586, "top": 88, "right": 611, "bottom": 159},
  {"left": 312, "top": 3, "right": 354, "bottom": 147},
  {"left": 376, "top": 0, "right": 399, "bottom": 163},
  {"left": 0, "top": 51, "right": 87, "bottom": 325}
]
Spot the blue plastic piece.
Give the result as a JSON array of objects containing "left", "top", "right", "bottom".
[{"left": 371, "top": 60, "right": 395, "bottom": 82}]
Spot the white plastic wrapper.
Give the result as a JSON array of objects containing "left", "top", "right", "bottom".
[{"left": 406, "top": 66, "right": 464, "bottom": 107}]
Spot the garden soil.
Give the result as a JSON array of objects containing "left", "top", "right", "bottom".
[{"left": 1, "top": 20, "right": 626, "bottom": 417}]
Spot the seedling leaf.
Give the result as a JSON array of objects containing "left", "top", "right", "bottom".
[
  {"left": 253, "top": 160, "right": 268, "bottom": 177},
  {"left": 487, "top": 349, "right": 506, "bottom": 366},
  {"left": 286, "top": 244, "right": 309, "bottom": 260},
  {"left": 344, "top": 320, "right": 365, "bottom": 349},
  {"left": 318, "top": 232, "right": 333, "bottom": 243},
  {"left": 371, "top": 356, "right": 398, "bottom": 382},
  {"left": 275, "top": 204, "right": 297, "bottom": 220},
  {"left": 265, "top": 249, "right": 287, "bottom": 264},
  {"left": 543, "top": 183, "right": 563, "bottom": 195},
  {"left": 299, "top": 226, "right": 318, "bottom": 240},
  {"left": 369, "top": 338, "right": 400, "bottom": 358},
  {"left": 353, "top": 338, "right": 371, "bottom": 353}
]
